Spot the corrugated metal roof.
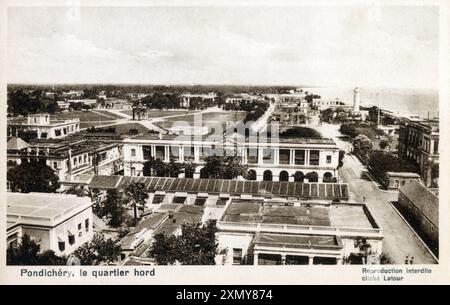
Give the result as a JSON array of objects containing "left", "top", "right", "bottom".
[{"left": 88, "top": 175, "right": 350, "bottom": 200}]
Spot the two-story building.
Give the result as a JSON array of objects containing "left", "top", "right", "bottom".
[
  {"left": 7, "top": 134, "right": 123, "bottom": 184},
  {"left": 398, "top": 119, "right": 439, "bottom": 187},
  {"left": 7, "top": 114, "right": 80, "bottom": 140},
  {"left": 122, "top": 133, "right": 340, "bottom": 182}
]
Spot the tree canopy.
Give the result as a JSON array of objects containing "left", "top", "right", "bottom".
[
  {"left": 279, "top": 127, "right": 322, "bottom": 138},
  {"left": 201, "top": 155, "right": 248, "bottom": 179},
  {"left": 73, "top": 233, "right": 121, "bottom": 265},
  {"left": 148, "top": 221, "right": 219, "bottom": 265},
  {"left": 7, "top": 234, "right": 67, "bottom": 265},
  {"left": 7, "top": 160, "right": 60, "bottom": 193},
  {"left": 368, "top": 151, "right": 418, "bottom": 181}
]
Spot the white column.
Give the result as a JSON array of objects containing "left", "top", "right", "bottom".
[
  {"left": 274, "top": 148, "right": 279, "bottom": 165},
  {"left": 290, "top": 149, "right": 295, "bottom": 165},
  {"left": 336, "top": 258, "right": 342, "bottom": 265},
  {"left": 281, "top": 254, "right": 286, "bottom": 265},
  {"left": 308, "top": 256, "right": 314, "bottom": 265},
  {"left": 253, "top": 253, "right": 258, "bottom": 265},
  {"left": 305, "top": 150, "right": 310, "bottom": 166},
  {"left": 194, "top": 146, "right": 200, "bottom": 163},
  {"left": 164, "top": 146, "right": 169, "bottom": 162}
]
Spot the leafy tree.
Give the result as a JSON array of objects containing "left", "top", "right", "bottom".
[
  {"left": 339, "top": 124, "right": 358, "bottom": 138},
  {"left": 202, "top": 155, "right": 248, "bottom": 179},
  {"left": 73, "top": 233, "right": 121, "bottom": 265},
  {"left": 379, "top": 139, "right": 389, "bottom": 150},
  {"left": 320, "top": 108, "right": 335, "bottom": 123},
  {"left": 148, "top": 221, "right": 219, "bottom": 265},
  {"left": 102, "top": 189, "right": 127, "bottom": 227},
  {"left": 123, "top": 182, "right": 149, "bottom": 223},
  {"left": 7, "top": 160, "right": 60, "bottom": 193},
  {"left": 279, "top": 127, "right": 322, "bottom": 138},
  {"left": 368, "top": 151, "right": 418, "bottom": 181},
  {"left": 184, "top": 162, "right": 196, "bottom": 178},
  {"left": 148, "top": 233, "right": 179, "bottom": 265},
  {"left": 7, "top": 234, "right": 66, "bottom": 265}
]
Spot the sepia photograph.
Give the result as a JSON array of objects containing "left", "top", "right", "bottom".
[{"left": 1, "top": 0, "right": 449, "bottom": 287}]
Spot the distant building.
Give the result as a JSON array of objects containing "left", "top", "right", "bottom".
[
  {"left": 397, "top": 180, "right": 438, "bottom": 256},
  {"left": 7, "top": 192, "right": 93, "bottom": 256},
  {"left": 216, "top": 199, "right": 383, "bottom": 265},
  {"left": 180, "top": 92, "right": 217, "bottom": 108},
  {"left": 353, "top": 87, "right": 360, "bottom": 112},
  {"left": 398, "top": 119, "right": 439, "bottom": 187},
  {"left": 7, "top": 135, "right": 123, "bottom": 184},
  {"left": 383, "top": 172, "right": 421, "bottom": 190},
  {"left": 7, "top": 114, "right": 80, "bottom": 139}
]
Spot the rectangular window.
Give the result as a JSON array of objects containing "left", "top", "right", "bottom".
[
  {"left": 152, "top": 195, "right": 165, "bottom": 204},
  {"left": 78, "top": 223, "right": 82, "bottom": 231},
  {"left": 58, "top": 241, "right": 65, "bottom": 252},
  {"left": 233, "top": 248, "right": 243, "bottom": 264},
  {"left": 85, "top": 219, "right": 89, "bottom": 232},
  {"left": 262, "top": 148, "right": 274, "bottom": 164},
  {"left": 68, "top": 234, "right": 75, "bottom": 245},
  {"left": 131, "top": 149, "right": 136, "bottom": 157},
  {"left": 326, "top": 155, "right": 332, "bottom": 164},
  {"left": 155, "top": 146, "right": 165, "bottom": 160},
  {"left": 130, "top": 167, "right": 136, "bottom": 176},
  {"left": 246, "top": 147, "right": 258, "bottom": 164},
  {"left": 172, "top": 196, "right": 186, "bottom": 204},
  {"left": 309, "top": 150, "right": 320, "bottom": 166},
  {"left": 143, "top": 146, "right": 152, "bottom": 160},
  {"left": 434, "top": 140, "right": 439, "bottom": 154},
  {"left": 295, "top": 150, "right": 305, "bottom": 165},
  {"left": 169, "top": 146, "right": 179, "bottom": 161},
  {"left": 55, "top": 129, "right": 61, "bottom": 137},
  {"left": 184, "top": 146, "right": 195, "bottom": 162},
  {"left": 194, "top": 197, "right": 207, "bottom": 206},
  {"left": 53, "top": 162, "right": 58, "bottom": 169},
  {"left": 279, "top": 149, "right": 290, "bottom": 165}
]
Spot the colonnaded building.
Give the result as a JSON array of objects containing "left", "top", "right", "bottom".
[{"left": 122, "top": 132, "right": 341, "bottom": 183}]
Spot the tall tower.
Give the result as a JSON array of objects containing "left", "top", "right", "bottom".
[{"left": 353, "top": 87, "right": 360, "bottom": 112}]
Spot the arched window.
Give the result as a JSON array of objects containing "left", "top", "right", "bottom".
[
  {"left": 263, "top": 170, "right": 273, "bottom": 181},
  {"left": 294, "top": 171, "right": 304, "bottom": 182},
  {"left": 279, "top": 171, "right": 289, "bottom": 182},
  {"left": 323, "top": 172, "right": 334, "bottom": 183}
]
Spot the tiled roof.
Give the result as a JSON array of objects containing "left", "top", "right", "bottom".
[
  {"left": 7, "top": 137, "right": 30, "bottom": 151},
  {"left": 88, "top": 175, "right": 350, "bottom": 200}
]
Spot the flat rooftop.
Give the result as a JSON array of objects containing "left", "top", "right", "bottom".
[
  {"left": 220, "top": 200, "right": 377, "bottom": 230},
  {"left": 7, "top": 192, "right": 92, "bottom": 228},
  {"left": 89, "top": 175, "right": 350, "bottom": 201}
]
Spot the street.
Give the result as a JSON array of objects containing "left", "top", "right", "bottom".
[{"left": 314, "top": 121, "right": 437, "bottom": 264}]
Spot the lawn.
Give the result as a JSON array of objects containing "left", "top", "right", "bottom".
[
  {"left": 120, "top": 109, "right": 199, "bottom": 118},
  {"left": 156, "top": 111, "right": 246, "bottom": 130},
  {"left": 51, "top": 110, "right": 120, "bottom": 122}
]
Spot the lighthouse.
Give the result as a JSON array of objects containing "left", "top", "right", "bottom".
[{"left": 353, "top": 87, "right": 360, "bottom": 112}]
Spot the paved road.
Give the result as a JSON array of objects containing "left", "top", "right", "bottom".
[{"left": 315, "top": 121, "right": 437, "bottom": 264}]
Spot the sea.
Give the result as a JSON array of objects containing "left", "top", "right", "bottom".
[{"left": 309, "top": 87, "right": 439, "bottom": 119}]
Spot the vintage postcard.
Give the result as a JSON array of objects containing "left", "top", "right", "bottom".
[{"left": 0, "top": 0, "right": 449, "bottom": 286}]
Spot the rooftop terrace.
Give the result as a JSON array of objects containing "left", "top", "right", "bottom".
[
  {"left": 7, "top": 192, "right": 92, "bottom": 229},
  {"left": 218, "top": 200, "right": 381, "bottom": 238}
]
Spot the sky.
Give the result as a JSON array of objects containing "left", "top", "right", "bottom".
[{"left": 7, "top": 5, "right": 439, "bottom": 88}]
